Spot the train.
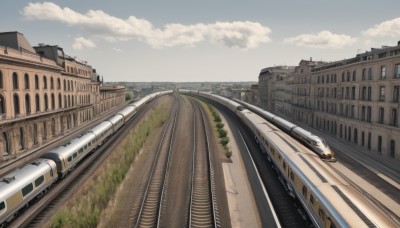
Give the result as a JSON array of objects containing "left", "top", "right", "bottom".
[
  {"left": 180, "top": 90, "right": 396, "bottom": 228},
  {"left": 232, "top": 98, "right": 335, "bottom": 161},
  {"left": 0, "top": 90, "right": 172, "bottom": 225}
]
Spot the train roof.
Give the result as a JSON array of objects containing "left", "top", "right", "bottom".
[
  {"left": 243, "top": 110, "right": 278, "bottom": 132},
  {"left": 89, "top": 121, "right": 113, "bottom": 136},
  {"left": 118, "top": 105, "right": 136, "bottom": 117},
  {"left": 0, "top": 159, "right": 56, "bottom": 200},
  {"left": 47, "top": 132, "right": 95, "bottom": 158},
  {"left": 108, "top": 113, "right": 124, "bottom": 124}
]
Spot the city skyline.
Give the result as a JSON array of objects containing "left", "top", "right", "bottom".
[{"left": 1, "top": 0, "right": 399, "bottom": 82}]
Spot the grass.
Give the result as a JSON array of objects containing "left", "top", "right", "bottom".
[{"left": 50, "top": 105, "right": 170, "bottom": 228}]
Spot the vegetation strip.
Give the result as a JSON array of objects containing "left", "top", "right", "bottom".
[{"left": 50, "top": 105, "right": 169, "bottom": 228}]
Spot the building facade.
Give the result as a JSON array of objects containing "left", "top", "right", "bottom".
[
  {"left": 258, "top": 42, "right": 400, "bottom": 161},
  {"left": 0, "top": 32, "right": 126, "bottom": 169}
]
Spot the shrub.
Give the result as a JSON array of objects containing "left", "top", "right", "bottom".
[
  {"left": 218, "top": 129, "right": 227, "bottom": 138},
  {"left": 220, "top": 137, "right": 229, "bottom": 146},
  {"left": 214, "top": 114, "right": 221, "bottom": 122},
  {"left": 216, "top": 122, "right": 224, "bottom": 129},
  {"left": 225, "top": 148, "right": 232, "bottom": 158}
]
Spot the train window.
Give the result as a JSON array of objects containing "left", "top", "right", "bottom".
[
  {"left": 290, "top": 172, "right": 294, "bottom": 181},
  {"left": 0, "top": 201, "right": 6, "bottom": 214},
  {"left": 302, "top": 186, "right": 307, "bottom": 197},
  {"left": 88, "top": 142, "right": 91, "bottom": 147},
  {"left": 22, "top": 183, "right": 33, "bottom": 197},
  {"left": 79, "top": 148, "right": 83, "bottom": 153},
  {"left": 73, "top": 152, "right": 78, "bottom": 158},
  {"left": 310, "top": 195, "right": 315, "bottom": 205},
  {"left": 84, "top": 145, "right": 87, "bottom": 150},
  {"left": 35, "top": 175, "right": 44, "bottom": 187},
  {"left": 67, "top": 156, "right": 72, "bottom": 162},
  {"left": 319, "top": 208, "right": 326, "bottom": 220},
  {"left": 278, "top": 155, "right": 281, "bottom": 160},
  {"left": 50, "top": 168, "right": 54, "bottom": 177}
]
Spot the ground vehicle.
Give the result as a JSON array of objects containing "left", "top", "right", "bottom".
[
  {"left": 233, "top": 98, "right": 334, "bottom": 160},
  {"left": 0, "top": 90, "right": 173, "bottom": 226},
  {"left": 0, "top": 159, "right": 58, "bottom": 224},
  {"left": 195, "top": 92, "right": 396, "bottom": 228}
]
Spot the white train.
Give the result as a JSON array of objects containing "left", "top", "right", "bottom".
[
  {"left": 0, "top": 90, "right": 172, "bottom": 225},
  {"left": 232, "top": 98, "right": 334, "bottom": 161},
  {"left": 185, "top": 91, "right": 396, "bottom": 228}
]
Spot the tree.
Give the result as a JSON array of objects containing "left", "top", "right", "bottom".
[{"left": 125, "top": 93, "right": 132, "bottom": 101}]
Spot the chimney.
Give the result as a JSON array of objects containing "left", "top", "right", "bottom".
[{"left": 310, "top": 57, "right": 312, "bottom": 61}]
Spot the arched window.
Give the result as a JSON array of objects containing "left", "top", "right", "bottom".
[
  {"left": 368, "top": 68, "right": 373, "bottom": 80},
  {"left": 13, "top": 72, "right": 19, "bottom": 89},
  {"left": 50, "top": 77, "right": 54, "bottom": 89},
  {"left": 24, "top": 73, "right": 30, "bottom": 89},
  {"left": 352, "top": 70, "right": 356, "bottom": 81},
  {"left": 43, "top": 76, "right": 47, "bottom": 89},
  {"left": 72, "top": 95, "right": 74, "bottom": 106},
  {"left": 51, "top": 93, "right": 55, "bottom": 110},
  {"left": 0, "top": 94, "right": 5, "bottom": 115},
  {"left": 33, "top": 123, "right": 38, "bottom": 145},
  {"left": 19, "top": 127, "right": 25, "bottom": 150},
  {"left": 68, "top": 95, "right": 71, "bottom": 107},
  {"left": 64, "top": 95, "right": 67, "bottom": 108},
  {"left": 3, "top": 132, "right": 10, "bottom": 155},
  {"left": 42, "top": 122, "right": 47, "bottom": 140},
  {"left": 64, "top": 79, "right": 66, "bottom": 91},
  {"left": 13, "top": 94, "right": 20, "bottom": 115},
  {"left": 346, "top": 71, "right": 350, "bottom": 81},
  {"left": 341, "top": 72, "right": 345, "bottom": 82},
  {"left": 0, "top": 71, "right": 3, "bottom": 89},
  {"left": 57, "top": 78, "right": 61, "bottom": 89},
  {"left": 25, "top": 94, "right": 31, "bottom": 114},
  {"left": 367, "top": 132, "right": 371, "bottom": 150},
  {"left": 378, "top": 135, "right": 382, "bottom": 153},
  {"left": 35, "top": 75, "right": 39, "bottom": 89},
  {"left": 44, "top": 93, "right": 48, "bottom": 110},
  {"left": 362, "top": 68, "right": 366, "bottom": 80},
  {"left": 51, "top": 118, "right": 56, "bottom": 136},
  {"left": 58, "top": 93, "right": 62, "bottom": 108},
  {"left": 35, "top": 94, "right": 40, "bottom": 112}
]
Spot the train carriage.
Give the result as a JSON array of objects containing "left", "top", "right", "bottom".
[
  {"left": 118, "top": 106, "right": 137, "bottom": 123},
  {"left": 0, "top": 159, "right": 58, "bottom": 224},
  {"left": 108, "top": 114, "right": 124, "bottom": 132},
  {"left": 41, "top": 133, "right": 96, "bottom": 177}
]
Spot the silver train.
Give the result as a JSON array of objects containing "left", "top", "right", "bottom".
[
  {"left": 232, "top": 98, "right": 334, "bottom": 161},
  {"left": 182, "top": 90, "right": 396, "bottom": 228},
  {"left": 0, "top": 91, "right": 172, "bottom": 225}
]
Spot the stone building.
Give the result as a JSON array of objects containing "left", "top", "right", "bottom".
[
  {"left": 258, "top": 42, "right": 400, "bottom": 161},
  {"left": 0, "top": 32, "right": 126, "bottom": 168}
]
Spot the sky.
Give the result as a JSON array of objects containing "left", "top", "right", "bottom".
[{"left": 1, "top": 0, "right": 400, "bottom": 82}]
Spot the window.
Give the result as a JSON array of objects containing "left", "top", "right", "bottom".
[
  {"left": 67, "top": 156, "right": 72, "bottom": 162},
  {"left": 368, "top": 68, "right": 373, "bottom": 80},
  {"left": 22, "top": 183, "right": 33, "bottom": 197},
  {"left": 290, "top": 172, "right": 294, "bottom": 180},
  {"left": 390, "top": 140, "right": 395, "bottom": 158},
  {"left": 24, "top": 73, "right": 30, "bottom": 89},
  {"left": 341, "top": 72, "right": 345, "bottom": 82},
  {"left": 25, "top": 94, "right": 31, "bottom": 114},
  {"left": 58, "top": 78, "right": 61, "bottom": 89},
  {"left": 346, "top": 71, "right": 350, "bottom": 81},
  {"left": 381, "top": 65, "right": 386, "bottom": 79},
  {"left": 361, "top": 106, "right": 366, "bottom": 121},
  {"left": 361, "top": 87, "right": 366, "bottom": 100},
  {"left": 367, "top": 87, "right": 372, "bottom": 101},
  {"left": 43, "top": 76, "right": 47, "bottom": 89},
  {"left": 34, "top": 175, "right": 44, "bottom": 187},
  {"left": 13, "top": 94, "right": 20, "bottom": 115},
  {"left": 379, "top": 107, "right": 384, "bottom": 124},
  {"left": 352, "top": 70, "right": 356, "bottom": 81},
  {"left": 44, "top": 94, "right": 48, "bottom": 110},
  {"left": 310, "top": 195, "right": 315, "bottom": 205},
  {"left": 50, "top": 77, "right": 54, "bottom": 89},
  {"left": 379, "top": 87, "right": 385, "bottom": 101},
  {"left": 0, "top": 71, "right": 3, "bottom": 89},
  {"left": 362, "top": 68, "right": 366, "bottom": 80},
  {"left": 13, "top": 72, "right": 19, "bottom": 89},
  {"left": 0, "top": 94, "right": 5, "bottom": 114},
  {"left": 302, "top": 186, "right": 307, "bottom": 197},
  {"left": 35, "top": 75, "right": 39, "bottom": 89},
  {"left": 368, "top": 132, "right": 371, "bottom": 150},
  {"left": 395, "top": 64, "right": 400, "bottom": 78},
  {"left": 378, "top": 136, "right": 382, "bottom": 153},
  {"left": 73, "top": 152, "right": 77, "bottom": 158},
  {"left": 394, "top": 86, "right": 400, "bottom": 102},
  {"left": 367, "top": 107, "right": 371, "bottom": 123},
  {"left": 0, "top": 201, "right": 5, "bottom": 212},
  {"left": 35, "top": 94, "right": 40, "bottom": 112},
  {"left": 391, "top": 109, "right": 398, "bottom": 127},
  {"left": 351, "top": 87, "right": 355, "bottom": 100}
]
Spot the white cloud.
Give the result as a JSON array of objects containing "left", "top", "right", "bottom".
[
  {"left": 22, "top": 2, "right": 271, "bottom": 49},
  {"left": 362, "top": 17, "right": 400, "bottom": 37},
  {"left": 283, "top": 31, "right": 356, "bottom": 49},
  {"left": 72, "top": 37, "right": 96, "bottom": 50}
]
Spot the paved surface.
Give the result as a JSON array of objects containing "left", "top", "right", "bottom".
[{"left": 220, "top": 114, "right": 261, "bottom": 228}]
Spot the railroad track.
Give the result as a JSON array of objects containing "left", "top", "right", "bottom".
[
  {"left": 133, "top": 102, "right": 179, "bottom": 228},
  {"left": 188, "top": 100, "right": 219, "bottom": 227},
  {"left": 9, "top": 99, "right": 163, "bottom": 228}
]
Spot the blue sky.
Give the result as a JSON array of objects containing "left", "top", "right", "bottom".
[{"left": 1, "top": 0, "right": 399, "bottom": 82}]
